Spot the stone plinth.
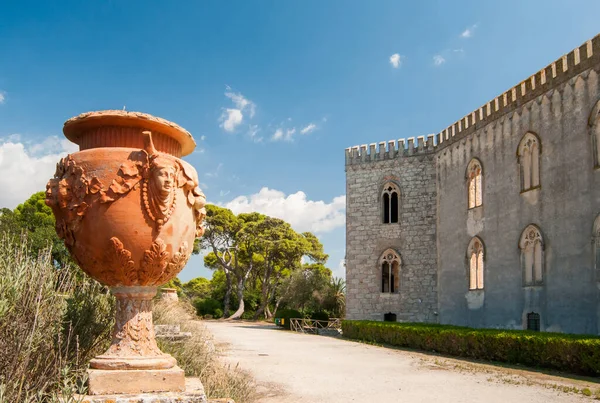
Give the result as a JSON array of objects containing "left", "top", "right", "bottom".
[
  {"left": 88, "top": 366, "right": 185, "bottom": 395},
  {"left": 75, "top": 377, "right": 210, "bottom": 403},
  {"left": 161, "top": 288, "right": 179, "bottom": 302}
]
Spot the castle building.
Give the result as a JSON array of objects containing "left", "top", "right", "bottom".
[{"left": 345, "top": 33, "right": 600, "bottom": 334}]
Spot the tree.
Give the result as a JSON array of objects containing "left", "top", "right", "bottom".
[
  {"left": 276, "top": 263, "right": 332, "bottom": 314},
  {"left": 252, "top": 220, "right": 328, "bottom": 319},
  {"left": 199, "top": 205, "right": 242, "bottom": 317},
  {"left": 0, "top": 191, "right": 70, "bottom": 267},
  {"left": 324, "top": 277, "right": 346, "bottom": 318},
  {"left": 182, "top": 277, "right": 211, "bottom": 299}
]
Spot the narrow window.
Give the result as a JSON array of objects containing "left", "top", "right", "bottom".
[
  {"left": 466, "top": 159, "right": 483, "bottom": 209},
  {"left": 381, "top": 183, "right": 400, "bottom": 224},
  {"left": 390, "top": 192, "right": 399, "bottom": 223},
  {"left": 381, "top": 262, "right": 390, "bottom": 292},
  {"left": 380, "top": 249, "right": 401, "bottom": 293},
  {"left": 526, "top": 312, "right": 541, "bottom": 331},
  {"left": 383, "top": 193, "right": 390, "bottom": 224},
  {"left": 517, "top": 132, "right": 541, "bottom": 192},
  {"left": 467, "top": 237, "right": 484, "bottom": 290},
  {"left": 519, "top": 225, "right": 544, "bottom": 286}
]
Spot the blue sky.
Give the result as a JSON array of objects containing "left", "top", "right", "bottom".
[{"left": 0, "top": 1, "right": 598, "bottom": 282}]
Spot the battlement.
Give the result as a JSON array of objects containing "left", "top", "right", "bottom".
[
  {"left": 345, "top": 33, "right": 600, "bottom": 166},
  {"left": 345, "top": 135, "right": 437, "bottom": 165}
]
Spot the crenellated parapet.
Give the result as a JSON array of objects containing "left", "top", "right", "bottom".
[
  {"left": 345, "top": 134, "right": 437, "bottom": 165},
  {"left": 345, "top": 33, "right": 600, "bottom": 166}
]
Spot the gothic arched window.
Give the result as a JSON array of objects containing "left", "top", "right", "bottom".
[
  {"left": 380, "top": 249, "right": 401, "bottom": 293},
  {"left": 589, "top": 99, "right": 600, "bottom": 169},
  {"left": 467, "top": 237, "right": 484, "bottom": 290},
  {"left": 519, "top": 225, "right": 544, "bottom": 286},
  {"left": 517, "top": 132, "right": 541, "bottom": 192},
  {"left": 466, "top": 159, "right": 483, "bottom": 209},
  {"left": 381, "top": 182, "right": 400, "bottom": 224}
]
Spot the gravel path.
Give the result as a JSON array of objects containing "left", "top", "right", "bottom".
[{"left": 204, "top": 321, "right": 594, "bottom": 403}]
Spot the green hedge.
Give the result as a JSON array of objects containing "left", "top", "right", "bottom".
[
  {"left": 342, "top": 320, "right": 600, "bottom": 376},
  {"left": 274, "top": 309, "right": 302, "bottom": 330}
]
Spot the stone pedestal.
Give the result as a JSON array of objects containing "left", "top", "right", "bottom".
[
  {"left": 87, "top": 287, "right": 186, "bottom": 395},
  {"left": 88, "top": 367, "right": 185, "bottom": 395},
  {"left": 74, "top": 377, "right": 209, "bottom": 403},
  {"left": 161, "top": 287, "right": 179, "bottom": 302}
]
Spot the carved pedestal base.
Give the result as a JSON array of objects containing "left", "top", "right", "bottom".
[{"left": 90, "top": 286, "right": 175, "bottom": 371}]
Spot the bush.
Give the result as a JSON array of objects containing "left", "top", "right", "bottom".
[
  {"left": 310, "top": 311, "right": 329, "bottom": 321},
  {"left": 213, "top": 308, "right": 223, "bottom": 319},
  {"left": 0, "top": 234, "right": 114, "bottom": 402},
  {"left": 194, "top": 297, "right": 222, "bottom": 317},
  {"left": 342, "top": 320, "right": 600, "bottom": 376},
  {"left": 241, "top": 310, "right": 256, "bottom": 320},
  {"left": 274, "top": 309, "right": 302, "bottom": 330}
]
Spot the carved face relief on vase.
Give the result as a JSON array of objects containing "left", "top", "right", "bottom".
[{"left": 142, "top": 153, "right": 179, "bottom": 230}]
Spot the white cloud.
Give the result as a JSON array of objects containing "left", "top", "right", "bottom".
[
  {"left": 200, "top": 135, "right": 206, "bottom": 141},
  {"left": 389, "top": 53, "right": 402, "bottom": 68},
  {"left": 224, "top": 187, "right": 346, "bottom": 233},
  {"left": 271, "top": 128, "right": 296, "bottom": 142},
  {"left": 219, "top": 108, "right": 243, "bottom": 132},
  {"left": 461, "top": 24, "right": 478, "bottom": 38},
  {"left": 433, "top": 55, "right": 446, "bottom": 66},
  {"left": 0, "top": 136, "right": 79, "bottom": 209},
  {"left": 300, "top": 123, "right": 316, "bottom": 135},
  {"left": 0, "top": 92, "right": 5, "bottom": 104},
  {"left": 225, "top": 90, "right": 256, "bottom": 118},
  {"left": 219, "top": 88, "right": 256, "bottom": 133}
]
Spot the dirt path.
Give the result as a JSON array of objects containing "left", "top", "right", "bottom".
[{"left": 203, "top": 321, "right": 598, "bottom": 403}]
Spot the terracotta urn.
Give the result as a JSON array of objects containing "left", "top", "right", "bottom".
[{"left": 45, "top": 110, "right": 206, "bottom": 394}]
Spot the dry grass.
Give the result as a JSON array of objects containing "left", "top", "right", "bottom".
[
  {"left": 0, "top": 234, "right": 114, "bottom": 403},
  {"left": 154, "top": 300, "right": 258, "bottom": 403}
]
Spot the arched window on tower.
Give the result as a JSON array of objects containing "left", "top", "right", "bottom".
[
  {"left": 589, "top": 99, "right": 600, "bottom": 169},
  {"left": 380, "top": 249, "right": 401, "bottom": 293},
  {"left": 517, "top": 132, "right": 541, "bottom": 192},
  {"left": 381, "top": 183, "right": 400, "bottom": 224},
  {"left": 519, "top": 225, "right": 544, "bottom": 286},
  {"left": 467, "top": 237, "right": 484, "bottom": 290},
  {"left": 466, "top": 159, "right": 483, "bottom": 209}
]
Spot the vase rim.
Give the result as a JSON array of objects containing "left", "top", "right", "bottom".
[{"left": 63, "top": 110, "right": 196, "bottom": 156}]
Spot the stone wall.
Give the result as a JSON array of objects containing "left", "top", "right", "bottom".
[
  {"left": 345, "top": 150, "right": 438, "bottom": 322},
  {"left": 436, "top": 65, "right": 600, "bottom": 334}
]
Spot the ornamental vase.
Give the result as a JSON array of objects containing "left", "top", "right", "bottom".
[{"left": 45, "top": 110, "right": 206, "bottom": 380}]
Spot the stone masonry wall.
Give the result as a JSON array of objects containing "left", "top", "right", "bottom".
[
  {"left": 345, "top": 152, "right": 437, "bottom": 322},
  {"left": 436, "top": 65, "right": 600, "bottom": 334}
]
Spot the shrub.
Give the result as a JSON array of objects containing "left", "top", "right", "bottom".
[
  {"left": 194, "top": 297, "right": 222, "bottom": 317},
  {"left": 274, "top": 308, "right": 302, "bottom": 330},
  {"left": 0, "top": 234, "right": 114, "bottom": 402},
  {"left": 241, "top": 310, "right": 256, "bottom": 320},
  {"left": 213, "top": 308, "right": 224, "bottom": 319},
  {"left": 342, "top": 320, "right": 600, "bottom": 376},
  {"left": 310, "top": 311, "right": 329, "bottom": 321}
]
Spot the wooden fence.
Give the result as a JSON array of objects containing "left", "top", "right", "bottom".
[{"left": 289, "top": 318, "right": 342, "bottom": 335}]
